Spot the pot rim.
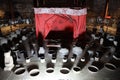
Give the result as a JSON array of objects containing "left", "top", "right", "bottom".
[
  {"left": 88, "top": 65, "right": 99, "bottom": 73},
  {"left": 104, "top": 62, "right": 117, "bottom": 71},
  {"left": 29, "top": 69, "right": 40, "bottom": 76},
  {"left": 73, "top": 66, "right": 81, "bottom": 73},
  {"left": 60, "top": 67, "right": 70, "bottom": 74},
  {"left": 46, "top": 67, "right": 54, "bottom": 73},
  {"left": 14, "top": 67, "right": 26, "bottom": 75}
]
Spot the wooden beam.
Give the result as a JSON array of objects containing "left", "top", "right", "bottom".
[
  {"left": 8, "top": 0, "right": 14, "bottom": 20},
  {"left": 104, "top": 0, "right": 111, "bottom": 18}
]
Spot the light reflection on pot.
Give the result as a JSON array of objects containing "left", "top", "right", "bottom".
[
  {"left": 88, "top": 61, "right": 104, "bottom": 73},
  {"left": 46, "top": 67, "right": 54, "bottom": 73},
  {"left": 13, "top": 67, "right": 26, "bottom": 75},
  {"left": 27, "top": 64, "right": 40, "bottom": 77},
  {"left": 72, "top": 66, "right": 81, "bottom": 74},
  {"left": 104, "top": 62, "right": 117, "bottom": 71},
  {"left": 60, "top": 67, "right": 70, "bottom": 74}
]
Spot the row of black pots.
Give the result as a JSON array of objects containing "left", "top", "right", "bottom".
[{"left": 88, "top": 58, "right": 120, "bottom": 73}]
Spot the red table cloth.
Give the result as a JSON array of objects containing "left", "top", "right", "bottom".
[{"left": 34, "top": 8, "right": 87, "bottom": 39}]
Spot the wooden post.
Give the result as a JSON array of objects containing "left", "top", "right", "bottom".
[
  {"left": 36, "top": 0, "right": 39, "bottom": 7},
  {"left": 104, "top": 0, "right": 110, "bottom": 18},
  {"left": 43, "top": 0, "right": 46, "bottom": 5},
  {"left": 8, "top": 0, "right": 14, "bottom": 20}
]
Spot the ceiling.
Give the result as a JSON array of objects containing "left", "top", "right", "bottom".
[{"left": 0, "top": 0, "right": 120, "bottom": 18}]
